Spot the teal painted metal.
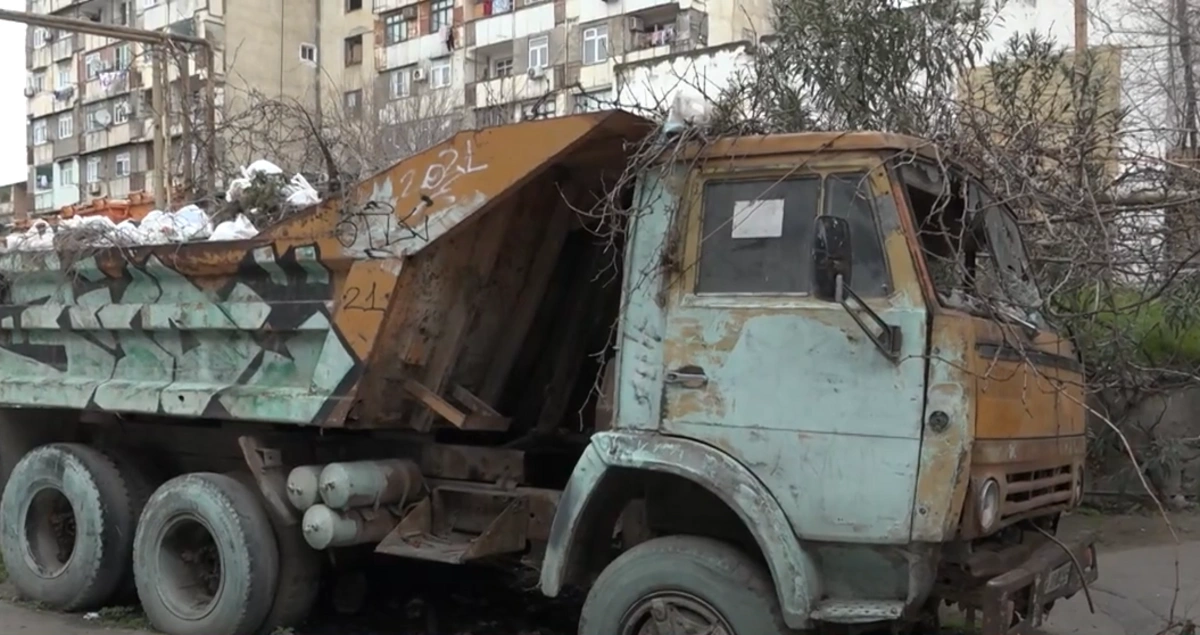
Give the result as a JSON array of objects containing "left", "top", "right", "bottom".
[
  {"left": 614, "top": 162, "right": 931, "bottom": 544},
  {"left": 0, "top": 247, "right": 359, "bottom": 424}
]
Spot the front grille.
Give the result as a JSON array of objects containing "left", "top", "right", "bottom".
[{"left": 1001, "top": 464, "right": 1073, "bottom": 520}]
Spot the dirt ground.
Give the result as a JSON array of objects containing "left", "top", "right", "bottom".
[{"left": 0, "top": 510, "right": 1196, "bottom": 635}]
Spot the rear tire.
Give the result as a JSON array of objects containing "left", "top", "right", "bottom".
[
  {"left": 0, "top": 443, "right": 143, "bottom": 611},
  {"left": 579, "top": 535, "right": 798, "bottom": 635},
  {"left": 134, "top": 473, "right": 280, "bottom": 635},
  {"left": 226, "top": 470, "right": 323, "bottom": 634}
]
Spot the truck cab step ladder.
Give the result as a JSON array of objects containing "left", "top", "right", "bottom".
[
  {"left": 375, "top": 482, "right": 532, "bottom": 563},
  {"left": 810, "top": 599, "right": 906, "bottom": 624}
]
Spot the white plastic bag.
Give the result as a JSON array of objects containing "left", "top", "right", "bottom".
[{"left": 209, "top": 214, "right": 259, "bottom": 241}]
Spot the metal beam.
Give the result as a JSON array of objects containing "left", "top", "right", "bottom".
[{"left": 0, "top": 8, "right": 207, "bottom": 46}]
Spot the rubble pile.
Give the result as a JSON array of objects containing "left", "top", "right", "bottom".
[{"left": 0, "top": 159, "right": 320, "bottom": 253}]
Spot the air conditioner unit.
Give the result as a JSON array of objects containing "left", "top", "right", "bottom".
[
  {"left": 626, "top": 15, "right": 644, "bottom": 31},
  {"left": 527, "top": 66, "right": 545, "bottom": 79},
  {"left": 412, "top": 67, "right": 428, "bottom": 81},
  {"left": 401, "top": 5, "right": 417, "bottom": 18}
]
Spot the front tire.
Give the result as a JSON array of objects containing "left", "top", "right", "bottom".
[
  {"left": 134, "top": 473, "right": 280, "bottom": 635},
  {"left": 0, "top": 443, "right": 143, "bottom": 611},
  {"left": 579, "top": 535, "right": 796, "bottom": 635}
]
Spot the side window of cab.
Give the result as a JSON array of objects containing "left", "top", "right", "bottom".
[{"left": 695, "top": 173, "right": 891, "bottom": 297}]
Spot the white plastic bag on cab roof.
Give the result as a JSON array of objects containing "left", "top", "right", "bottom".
[{"left": 209, "top": 214, "right": 259, "bottom": 241}]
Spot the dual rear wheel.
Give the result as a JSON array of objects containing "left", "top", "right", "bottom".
[{"left": 0, "top": 444, "right": 319, "bottom": 635}]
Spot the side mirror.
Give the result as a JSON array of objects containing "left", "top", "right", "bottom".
[{"left": 813, "top": 215, "right": 852, "bottom": 301}]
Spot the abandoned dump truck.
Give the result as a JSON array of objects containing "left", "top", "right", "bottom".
[{"left": 0, "top": 111, "right": 1096, "bottom": 635}]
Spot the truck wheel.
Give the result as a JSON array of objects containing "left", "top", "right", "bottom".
[
  {"left": 578, "top": 535, "right": 797, "bottom": 635},
  {"left": 134, "top": 473, "right": 280, "bottom": 635},
  {"left": 0, "top": 443, "right": 142, "bottom": 611},
  {"left": 225, "top": 470, "right": 323, "bottom": 634}
]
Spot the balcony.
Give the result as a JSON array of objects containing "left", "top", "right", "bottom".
[
  {"left": 142, "top": 0, "right": 200, "bottom": 32},
  {"left": 83, "top": 122, "right": 139, "bottom": 154},
  {"left": 382, "top": 32, "right": 454, "bottom": 70},
  {"left": 373, "top": 0, "right": 419, "bottom": 14},
  {"left": 469, "top": 1, "right": 554, "bottom": 49},
  {"left": 472, "top": 65, "right": 560, "bottom": 108},
  {"left": 83, "top": 69, "right": 138, "bottom": 103}
]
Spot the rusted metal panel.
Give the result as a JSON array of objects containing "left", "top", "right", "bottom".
[
  {"left": 910, "top": 314, "right": 975, "bottom": 542},
  {"left": 626, "top": 154, "right": 932, "bottom": 543},
  {"left": 0, "top": 112, "right": 652, "bottom": 427}
]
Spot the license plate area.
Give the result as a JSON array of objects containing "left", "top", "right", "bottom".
[{"left": 1043, "top": 563, "right": 1071, "bottom": 594}]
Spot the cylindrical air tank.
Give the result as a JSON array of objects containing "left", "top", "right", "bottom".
[
  {"left": 301, "top": 504, "right": 399, "bottom": 550},
  {"left": 286, "top": 465, "right": 324, "bottom": 511},
  {"left": 318, "top": 459, "right": 424, "bottom": 510}
]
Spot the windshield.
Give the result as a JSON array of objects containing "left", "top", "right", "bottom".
[{"left": 895, "top": 160, "right": 1043, "bottom": 324}]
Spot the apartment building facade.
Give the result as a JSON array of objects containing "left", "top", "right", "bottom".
[
  {"left": 25, "top": 0, "right": 318, "bottom": 216},
  {"left": 315, "top": 0, "right": 770, "bottom": 157}
]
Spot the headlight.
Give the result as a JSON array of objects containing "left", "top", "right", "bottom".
[{"left": 978, "top": 478, "right": 1001, "bottom": 531}]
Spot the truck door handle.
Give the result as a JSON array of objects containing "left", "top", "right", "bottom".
[{"left": 665, "top": 366, "right": 708, "bottom": 389}]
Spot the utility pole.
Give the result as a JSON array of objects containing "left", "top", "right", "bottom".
[{"left": 0, "top": 8, "right": 218, "bottom": 207}]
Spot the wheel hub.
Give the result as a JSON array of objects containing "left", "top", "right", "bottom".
[{"left": 621, "top": 591, "right": 735, "bottom": 635}]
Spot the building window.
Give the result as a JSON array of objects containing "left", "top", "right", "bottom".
[
  {"left": 115, "top": 1, "right": 130, "bottom": 25},
  {"left": 55, "top": 61, "right": 71, "bottom": 90},
  {"left": 528, "top": 35, "right": 548, "bottom": 70},
  {"left": 582, "top": 24, "right": 608, "bottom": 65},
  {"left": 29, "top": 70, "right": 46, "bottom": 93},
  {"left": 59, "top": 160, "right": 75, "bottom": 186},
  {"left": 57, "top": 114, "right": 73, "bottom": 139},
  {"left": 345, "top": 0, "right": 362, "bottom": 11},
  {"left": 85, "top": 53, "right": 102, "bottom": 80},
  {"left": 343, "top": 89, "right": 362, "bottom": 116},
  {"left": 32, "top": 120, "right": 47, "bottom": 145},
  {"left": 143, "top": 0, "right": 158, "bottom": 7},
  {"left": 33, "top": 27, "right": 49, "bottom": 48},
  {"left": 344, "top": 34, "right": 363, "bottom": 66},
  {"left": 493, "top": 57, "right": 513, "bottom": 78},
  {"left": 574, "top": 88, "right": 612, "bottom": 112},
  {"left": 116, "top": 44, "right": 132, "bottom": 69},
  {"left": 522, "top": 98, "right": 555, "bottom": 120},
  {"left": 35, "top": 166, "right": 52, "bottom": 191},
  {"left": 115, "top": 100, "right": 130, "bottom": 123},
  {"left": 390, "top": 66, "right": 412, "bottom": 99},
  {"left": 385, "top": 12, "right": 411, "bottom": 44},
  {"left": 431, "top": 58, "right": 452, "bottom": 88},
  {"left": 430, "top": 0, "right": 452, "bottom": 32},
  {"left": 475, "top": 105, "right": 513, "bottom": 127},
  {"left": 115, "top": 153, "right": 131, "bottom": 177},
  {"left": 86, "top": 156, "right": 101, "bottom": 183},
  {"left": 299, "top": 43, "right": 317, "bottom": 63}
]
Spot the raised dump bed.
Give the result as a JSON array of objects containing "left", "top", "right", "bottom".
[{"left": 0, "top": 111, "right": 650, "bottom": 430}]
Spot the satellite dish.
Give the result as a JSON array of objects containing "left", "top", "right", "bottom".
[{"left": 94, "top": 110, "right": 112, "bottom": 126}]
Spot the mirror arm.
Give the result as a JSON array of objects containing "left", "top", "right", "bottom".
[{"left": 835, "top": 274, "right": 902, "bottom": 363}]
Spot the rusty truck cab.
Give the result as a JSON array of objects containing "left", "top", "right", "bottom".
[{"left": 544, "top": 129, "right": 1096, "bottom": 635}]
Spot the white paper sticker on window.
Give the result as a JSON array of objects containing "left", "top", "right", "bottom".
[{"left": 731, "top": 198, "right": 785, "bottom": 239}]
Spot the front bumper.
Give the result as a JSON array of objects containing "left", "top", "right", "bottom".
[{"left": 980, "top": 529, "right": 1099, "bottom": 634}]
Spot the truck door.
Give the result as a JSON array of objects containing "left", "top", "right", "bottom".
[{"left": 630, "top": 159, "right": 930, "bottom": 543}]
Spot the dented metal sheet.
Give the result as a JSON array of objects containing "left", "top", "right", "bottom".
[
  {"left": 540, "top": 431, "right": 821, "bottom": 630},
  {"left": 0, "top": 112, "right": 652, "bottom": 426}
]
